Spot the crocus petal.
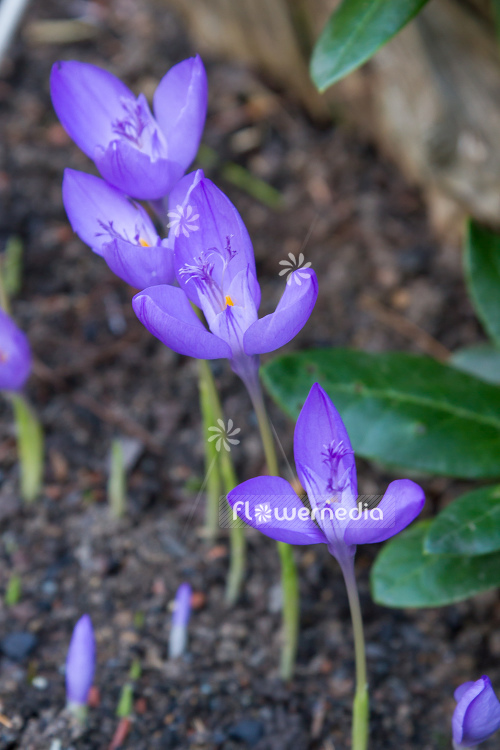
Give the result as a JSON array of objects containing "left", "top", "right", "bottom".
[
  {"left": 62, "top": 169, "right": 158, "bottom": 257},
  {"left": 102, "top": 238, "right": 175, "bottom": 290},
  {"left": 153, "top": 55, "right": 208, "bottom": 173},
  {"left": 343, "top": 478, "right": 425, "bottom": 547},
  {"left": 455, "top": 682, "right": 477, "bottom": 703},
  {"left": 66, "top": 614, "right": 95, "bottom": 706},
  {"left": 206, "top": 267, "right": 259, "bottom": 355},
  {"left": 243, "top": 269, "right": 318, "bottom": 356},
  {"left": 132, "top": 285, "right": 231, "bottom": 360},
  {"left": 51, "top": 61, "right": 132, "bottom": 158},
  {"left": 0, "top": 311, "right": 31, "bottom": 392},
  {"left": 453, "top": 676, "right": 500, "bottom": 747},
  {"left": 227, "top": 476, "right": 328, "bottom": 546},
  {"left": 95, "top": 140, "right": 184, "bottom": 200},
  {"left": 173, "top": 173, "right": 259, "bottom": 306},
  {"left": 294, "top": 383, "right": 357, "bottom": 502}
]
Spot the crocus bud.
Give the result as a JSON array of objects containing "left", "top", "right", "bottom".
[
  {"left": 452, "top": 676, "right": 500, "bottom": 748},
  {"left": 168, "top": 583, "right": 191, "bottom": 659},
  {"left": 66, "top": 614, "right": 95, "bottom": 717}
]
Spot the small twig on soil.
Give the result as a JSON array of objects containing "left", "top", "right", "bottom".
[
  {"left": 0, "top": 713, "right": 12, "bottom": 729},
  {"left": 108, "top": 717, "right": 131, "bottom": 750},
  {"left": 359, "top": 293, "right": 451, "bottom": 362},
  {"left": 72, "top": 392, "right": 162, "bottom": 455}
]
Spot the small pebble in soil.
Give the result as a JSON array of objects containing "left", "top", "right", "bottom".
[
  {"left": 228, "top": 719, "right": 265, "bottom": 747},
  {"left": 32, "top": 676, "right": 48, "bottom": 690},
  {"left": 1, "top": 632, "right": 37, "bottom": 661}
]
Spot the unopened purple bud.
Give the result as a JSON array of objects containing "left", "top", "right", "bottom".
[
  {"left": 169, "top": 583, "right": 191, "bottom": 658},
  {"left": 452, "top": 676, "right": 500, "bottom": 748},
  {"left": 66, "top": 614, "right": 95, "bottom": 708}
]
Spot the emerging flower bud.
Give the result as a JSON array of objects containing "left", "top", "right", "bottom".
[
  {"left": 65, "top": 614, "right": 96, "bottom": 715},
  {"left": 168, "top": 583, "right": 192, "bottom": 659},
  {"left": 452, "top": 676, "right": 500, "bottom": 748}
]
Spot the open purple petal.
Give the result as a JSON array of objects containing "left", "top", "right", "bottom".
[
  {"left": 0, "top": 311, "right": 32, "bottom": 392},
  {"left": 343, "top": 478, "right": 425, "bottom": 547},
  {"left": 62, "top": 169, "right": 158, "bottom": 257},
  {"left": 453, "top": 676, "right": 500, "bottom": 747},
  {"left": 294, "top": 383, "right": 357, "bottom": 502},
  {"left": 102, "top": 238, "right": 175, "bottom": 290},
  {"left": 132, "top": 285, "right": 232, "bottom": 360},
  {"left": 243, "top": 269, "right": 317, "bottom": 356},
  {"left": 95, "top": 140, "right": 184, "bottom": 200},
  {"left": 205, "top": 267, "right": 259, "bottom": 355},
  {"left": 173, "top": 173, "right": 259, "bottom": 306},
  {"left": 153, "top": 56, "right": 208, "bottom": 173},
  {"left": 227, "top": 475, "right": 328, "bottom": 546},
  {"left": 66, "top": 614, "right": 95, "bottom": 706},
  {"left": 51, "top": 61, "right": 132, "bottom": 158}
]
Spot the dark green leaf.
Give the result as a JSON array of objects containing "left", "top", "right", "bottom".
[
  {"left": 262, "top": 348, "right": 500, "bottom": 479},
  {"left": 310, "top": 0, "right": 429, "bottom": 92},
  {"left": 424, "top": 485, "right": 500, "bottom": 556},
  {"left": 451, "top": 343, "right": 500, "bottom": 385},
  {"left": 465, "top": 221, "right": 500, "bottom": 347},
  {"left": 371, "top": 521, "right": 500, "bottom": 607}
]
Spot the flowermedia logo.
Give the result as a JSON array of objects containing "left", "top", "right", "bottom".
[
  {"left": 232, "top": 500, "right": 384, "bottom": 524},
  {"left": 218, "top": 494, "right": 396, "bottom": 530},
  {"left": 208, "top": 419, "right": 241, "bottom": 452},
  {"left": 167, "top": 204, "right": 200, "bottom": 237},
  {"left": 279, "top": 252, "right": 312, "bottom": 286}
]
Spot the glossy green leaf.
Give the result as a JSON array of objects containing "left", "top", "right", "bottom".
[
  {"left": 424, "top": 485, "right": 500, "bottom": 556},
  {"left": 310, "top": 0, "right": 429, "bottom": 92},
  {"left": 371, "top": 521, "right": 500, "bottom": 608},
  {"left": 262, "top": 348, "right": 500, "bottom": 479},
  {"left": 465, "top": 221, "right": 500, "bottom": 347},
  {"left": 451, "top": 343, "right": 500, "bottom": 385}
]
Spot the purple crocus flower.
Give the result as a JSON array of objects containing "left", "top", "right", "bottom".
[
  {"left": 132, "top": 171, "right": 318, "bottom": 387},
  {"left": 169, "top": 582, "right": 192, "bottom": 659},
  {"left": 227, "top": 383, "right": 425, "bottom": 563},
  {"left": 65, "top": 614, "right": 95, "bottom": 708},
  {"left": 0, "top": 310, "right": 31, "bottom": 392},
  {"left": 453, "top": 676, "right": 500, "bottom": 748},
  {"left": 51, "top": 56, "right": 207, "bottom": 200},
  {"left": 62, "top": 169, "right": 175, "bottom": 289}
]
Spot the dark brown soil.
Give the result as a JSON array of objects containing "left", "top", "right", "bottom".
[{"left": 0, "top": 1, "right": 499, "bottom": 748}]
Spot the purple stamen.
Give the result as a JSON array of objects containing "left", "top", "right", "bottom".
[{"left": 112, "top": 98, "right": 148, "bottom": 147}]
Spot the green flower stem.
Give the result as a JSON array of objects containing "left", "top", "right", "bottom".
[
  {"left": 0, "top": 262, "right": 10, "bottom": 313},
  {"left": 198, "top": 359, "right": 246, "bottom": 605},
  {"left": 340, "top": 556, "right": 369, "bottom": 750},
  {"left": 245, "top": 375, "right": 299, "bottom": 681},
  {"left": 10, "top": 392, "right": 43, "bottom": 503},
  {"left": 199, "top": 363, "right": 223, "bottom": 539}
]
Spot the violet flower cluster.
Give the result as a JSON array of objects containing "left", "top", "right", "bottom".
[
  {"left": 227, "top": 383, "right": 425, "bottom": 562},
  {"left": 0, "top": 309, "right": 31, "bottom": 392},
  {"left": 52, "top": 59, "right": 317, "bottom": 387}
]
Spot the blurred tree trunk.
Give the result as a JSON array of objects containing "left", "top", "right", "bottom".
[{"left": 166, "top": 0, "right": 500, "bottom": 229}]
